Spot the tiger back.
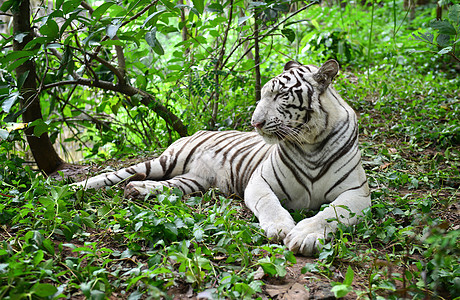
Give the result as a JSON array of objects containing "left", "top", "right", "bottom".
[{"left": 74, "top": 60, "right": 371, "bottom": 256}]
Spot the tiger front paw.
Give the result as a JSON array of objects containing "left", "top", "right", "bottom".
[
  {"left": 259, "top": 219, "right": 296, "bottom": 242},
  {"left": 284, "top": 218, "right": 331, "bottom": 256},
  {"left": 124, "top": 181, "right": 165, "bottom": 199},
  {"left": 124, "top": 181, "right": 149, "bottom": 199}
]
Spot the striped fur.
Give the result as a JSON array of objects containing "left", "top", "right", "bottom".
[{"left": 74, "top": 60, "right": 371, "bottom": 256}]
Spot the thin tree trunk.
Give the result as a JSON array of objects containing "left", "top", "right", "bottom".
[
  {"left": 13, "top": 0, "right": 64, "bottom": 175},
  {"left": 254, "top": 12, "right": 261, "bottom": 102}
]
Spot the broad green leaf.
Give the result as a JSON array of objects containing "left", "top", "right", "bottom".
[
  {"left": 107, "top": 23, "right": 121, "bottom": 39},
  {"left": 448, "top": 4, "right": 460, "bottom": 25},
  {"left": 30, "top": 119, "right": 49, "bottom": 137},
  {"left": 13, "top": 32, "right": 28, "bottom": 43},
  {"left": 281, "top": 28, "right": 295, "bottom": 43},
  {"left": 8, "top": 56, "right": 29, "bottom": 71},
  {"left": 193, "top": 226, "right": 204, "bottom": 242},
  {"left": 62, "top": 0, "right": 80, "bottom": 14},
  {"left": 55, "top": 0, "right": 64, "bottom": 9},
  {"left": 32, "top": 230, "right": 44, "bottom": 246},
  {"left": 142, "top": 9, "right": 166, "bottom": 28},
  {"left": 344, "top": 266, "right": 354, "bottom": 285},
  {"left": 437, "top": 34, "right": 451, "bottom": 47},
  {"left": 331, "top": 284, "right": 352, "bottom": 298},
  {"left": 39, "top": 19, "right": 60, "bottom": 39},
  {"left": 250, "top": 1, "right": 267, "bottom": 8},
  {"left": 0, "top": 0, "right": 15, "bottom": 12},
  {"left": 238, "top": 15, "right": 252, "bottom": 26},
  {"left": 207, "top": 3, "right": 223, "bottom": 13},
  {"left": 24, "top": 36, "right": 51, "bottom": 50},
  {"left": 412, "top": 32, "right": 434, "bottom": 44},
  {"left": 145, "top": 28, "right": 164, "bottom": 55},
  {"left": 17, "top": 70, "right": 30, "bottom": 90},
  {"left": 100, "top": 39, "right": 125, "bottom": 47},
  {"left": 0, "top": 50, "right": 35, "bottom": 64},
  {"left": 429, "top": 20, "right": 456, "bottom": 35},
  {"left": 33, "top": 249, "right": 44, "bottom": 266},
  {"left": 192, "top": 0, "right": 205, "bottom": 14},
  {"left": 1, "top": 91, "right": 19, "bottom": 113},
  {"left": 32, "top": 283, "right": 58, "bottom": 297},
  {"left": 438, "top": 46, "right": 452, "bottom": 55},
  {"left": 259, "top": 262, "right": 277, "bottom": 276},
  {"left": 80, "top": 282, "right": 91, "bottom": 298},
  {"left": 42, "top": 239, "right": 55, "bottom": 255},
  {"left": 92, "top": 1, "right": 115, "bottom": 19}
]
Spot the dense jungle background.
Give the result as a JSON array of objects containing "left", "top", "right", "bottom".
[{"left": 0, "top": 0, "right": 459, "bottom": 298}]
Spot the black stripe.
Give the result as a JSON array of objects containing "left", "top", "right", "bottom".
[
  {"left": 178, "top": 131, "right": 209, "bottom": 175},
  {"left": 145, "top": 161, "right": 151, "bottom": 177},
  {"left": 270, "top": 154, "right": 293, "bottom": 202},
  {"left": 238, "top": 143, "right": 270, "bottom": 196},
  {"left": 277, "top": 147, "right": 311, "bottom": 192},
  {"left": 313, "top": 128, "right": 358, "bottom": 181},
  {"left": 324, "top": 159, "right": 363, "bottom": 198}
]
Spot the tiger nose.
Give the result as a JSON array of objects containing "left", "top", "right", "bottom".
[{"left": 251, "top": 120, "right": 266, "bottom": 129}]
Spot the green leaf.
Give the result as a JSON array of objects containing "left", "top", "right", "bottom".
[
  {"left": 32, "top": 283, "right": 58, "bottom": 297},
  {"left": 192, "top": 0, "right": 205, "bottom": 14},
  {"left": 1, "top": 91, "right": 19, "bottom": 113},
  {"left": 412, "top": 32, "right": 434, "bottom": 43},
  {"left": 92, "top": 1, "right": 115, "bottom": 20},
  {"left": 0, "top": 50, "right": 35, "bottom": 64},
  {"left": 55, "top": 0, "right": 64, "bottom": 9},
  {"left": 39, "top": 19, "right": 60, "bottom": 39},
  {"left": 238, "top": 15, "right": 252, "bottom": 26},
  {"left": 142, "top": 9, "right": 166, "bottom": 28},
  {"left": 14, "top": 32, "right": 28, "bottom": 43},
  {"left": 331, "top": 284, "right": 352, "bottom": 298},
  {"left": 207, "top": 3, "right": 223, "bottom": 13},
  {"left": 343, "top": 266, "right": 354, "bottom": 285},
  {"left": 62, "top": 0, "right": 80, "bottom": 14},
  {"left": 429, "top": 20, "right": 456, "bottom": 35},
  {"left": 260, "top": 263, "right": 277, "bottom": 276},
  {"left": 24, "top": 36, "right": 51, "bottom": 50},
  {"left": 0, "top": 0, "right": 14, "bottom": 12},
  {"left": 42, "top": 239, "right": 55, "bottom": 255},
  {"left": 437, "top": 34, "right": 451, "bottom": 48},
  {"left": 281, "top": 28, "right": 295, "bottom": 43},
  {"left": 438, "top": 46, "right": 452, "bottom": 55},
  {"left": 107, "top": 22, "right": 121, "bottom": 39},
  {"left": 33, "top": 249, "right": 44, "bottom": 266},
  {"left": 30, "top": 119, "right": 49, "bottom": 137},
  {"left": 145, "top": 28, "right": 164, "bottom": 55},
  {"left": 448, "top": 4, "right": 460, "bottom": 25},
  {"left": 17, "top": 70, "right": 30, "bottom": 90}
]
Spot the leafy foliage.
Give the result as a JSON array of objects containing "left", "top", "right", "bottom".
[{"left": 0, "top": 0, "right": 459, "bottom": 299}]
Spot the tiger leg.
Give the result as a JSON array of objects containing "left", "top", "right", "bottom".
[
  {"left": 284, "top": 187, "right": 371, "bottom": 256},
  {"left": 124, "top": 173, "right": 210, "bottom": 199},
  {"left": 244, "top": 176, "right": 296, "bottom": 241},
  {"left": 72, "top": 156, "right": 175, "bottom": 190}
]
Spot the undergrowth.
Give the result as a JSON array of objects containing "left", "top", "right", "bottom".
[{"left": 0, "top": 1, "right": 459, "bottom": 299}]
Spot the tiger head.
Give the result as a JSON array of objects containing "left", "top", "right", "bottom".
[{"left": 251, "top": 59, "right": 340, "bottom": 145}]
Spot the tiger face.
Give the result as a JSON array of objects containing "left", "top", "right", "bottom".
[{"left": 251, "top": 60, "right": 339, "bottom": 144}]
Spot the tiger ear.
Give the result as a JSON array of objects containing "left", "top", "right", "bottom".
[
  {"left": 284, "top": 61, "right": 302, "bottom": 71},
  {"left": 313, "top": 59, "right": 339, "bottom": 92}
]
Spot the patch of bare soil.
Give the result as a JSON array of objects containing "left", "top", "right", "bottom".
[{"left": 262, "top": 256, "right": 336, "bottom": 300}]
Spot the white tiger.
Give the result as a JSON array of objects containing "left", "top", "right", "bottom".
[{"left": 73, "top": 60, "right": 371, "bottom": 256}]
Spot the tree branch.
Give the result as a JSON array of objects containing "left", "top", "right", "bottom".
[{"left": 42, "top": 79, "right": 188, "bottom": 137}]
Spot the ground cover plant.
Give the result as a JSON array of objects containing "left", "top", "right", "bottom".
[{"left": 0, "top": 0, "right": 459, "bottom": 299}]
